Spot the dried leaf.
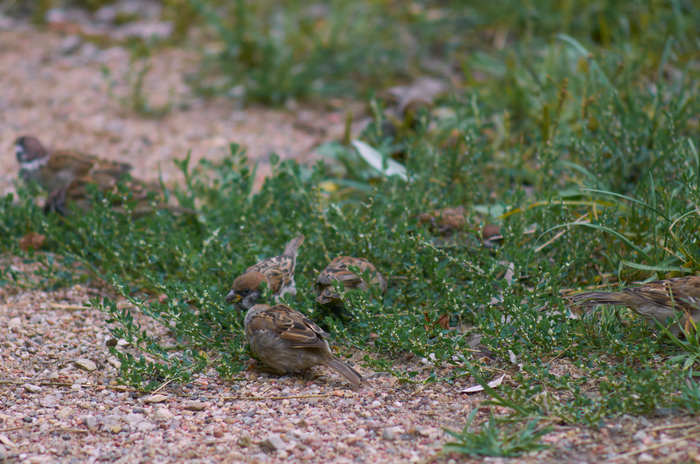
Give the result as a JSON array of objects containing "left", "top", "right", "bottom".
[
  {"left": 351, "top": 140, "right": 408, "bottom": 180},
  {"left": 437, "top": 313, "right": 450, "bottom": 330},
  {"left": 460, "top": 374, "right": 506, "bottom": 394},
  {"left": 508, "top": 350, "right": 518, "bottom": 364}
]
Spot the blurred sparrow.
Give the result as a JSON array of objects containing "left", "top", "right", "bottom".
[
  {"left": 315, "top": 256, "right": 386, "bottom": 305},
  {"left": 44, "top": 171, "right": 191, "bottom": 217},
  {"left": 417, "top": 206, "right": 467, "bottom": 234},
  {"left": 226, "top": 235, "right": 304, "bottom": 309},
  {"left": 15, "top": 135, "right": 131, "bottom": 192},
  {"left": 242, "top": 303, "right": 362, "bottom": 387},
  {"left": 570, "top": 276, "right": 700, "bottom": 335}
]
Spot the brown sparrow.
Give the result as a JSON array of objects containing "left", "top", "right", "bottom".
[
  {"left": 226, "top": 235, "right": 304, "bottom": 309},
  {"left": 43, "top": 171, "right": 191, "bottom": 217},
  {"left": 15, "top": 135, "right": 132, "bottom": 192},
  {"left": 570, "top": 276, "right": 700, "bottom": 335},
  {"left": 417, "top": 206, "right": 467, "bottom": 234},
  {"left": 315, "top": 256, "right": 386, "bottom": 305},
  {"left": 242, "top": 303, "right": 362, "bottom": 387}
]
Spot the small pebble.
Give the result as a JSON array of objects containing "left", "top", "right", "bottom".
[
  {"left": 74, "top": 358, "right": 97, "bottom": 371},
  {"left": 23, "top": 383, "right": 41, "bottom": 393},
  {"left": 154, "top": 407, "right": 173, "bottom": 420},
  {"left": 259, "top": 434, "right": 287, "bottom": 452},
  {"left": 143, "top": 394, "right": 168, "bottom": 404}
]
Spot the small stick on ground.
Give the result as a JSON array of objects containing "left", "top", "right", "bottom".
[
  {"left": 150, "top": 378, "right": 174, "bottom": 395},
  {"left": 610, "top": 430, "right": 700, "bottom": 461},
  {"left": 648, "top": 422, "right": 700, "bottom": 433},
  {"left": 48, "top": 303, "right": 89, "bottom": 311},
  {"left": 222, "top": 394, "right": 330, "bottom": 401},
  {"left": 535, "top": 213, "right": 589, "bottom": 253}
]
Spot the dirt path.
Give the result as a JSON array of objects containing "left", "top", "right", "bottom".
[
  {"left": 1, "top": 21, "right": 699, "bottom": 464},
  {"left": 0, "top": 24, "right": 347, "bottom": 195}
]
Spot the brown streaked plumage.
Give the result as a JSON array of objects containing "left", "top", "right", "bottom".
[
  {"left": 569, "top": 276, "right": 700, "bottom": 335},
  {"left": 226, "top": 235, "right": 304, "bottom": 309},
  {"left": 417, "top": 206, "right": 467, "bottom": 234},
  {"left": 243, "top": 303, "right": 362, "bottom": 388},
  {"left": 15, "top": 135, "right": 132, "bottom": 193},
  {"left": 315, "top": 256, "right": 386, "bottom": 305},
  {"left": 43, "top": 171, "right": 192, "bottom": 217}
]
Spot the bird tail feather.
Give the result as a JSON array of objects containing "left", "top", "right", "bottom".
[
  {"left": 326, "top": 357, "right": 362, "bottom": 388},
  {"left": 283, "top": 235, "right": 305, "bottom": 257},
  {"left": 569, "top": 292, "right": 625, "bottom": 307}
]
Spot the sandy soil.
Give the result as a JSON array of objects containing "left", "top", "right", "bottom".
[{"left": 0, "top": 24, "right": 352, "bottom": 196}]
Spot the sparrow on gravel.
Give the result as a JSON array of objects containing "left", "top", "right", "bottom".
[
  {"left": 43, "top": 171, "right": 192, "bottom": 217},
  {"left": 315, "top": 256, "right": 386, "bottom": 305},
  {"left": 569, "top": 276, "right": 700, "bottom": 335},
  {"left": 15, "top": 135, "right": 132, "bottom": 192},
  {"left": 241, "top": 303, "right": 362, "bottom": 388},
  {"left": 225, "top": 235, "right": 305, "bottom": 309}
]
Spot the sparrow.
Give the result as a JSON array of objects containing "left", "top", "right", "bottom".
[
  {"left": 242, "top": 303, "right": 362, "bottom": 387},
  {"left": 15, "top": 135, "right": 132, "bottom": 192},
  {"left": 569, "top": 276, "right": 700, "bottom": 335},
  {"left": 225, "top": 235, "right": 304, "bottom": 309},
  {"left": 315, "top": 256, "right": 387, "bottom": 305},
  {"left": 417, "top": 206, "right": 467, "bottom": 234},
  {"left": 43, "top": 171, "right": 192, "bottom": 217}
]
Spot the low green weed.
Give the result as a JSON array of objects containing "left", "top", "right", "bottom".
[{"left": 444, "top": 409, "right": 550, "bottom": 457}]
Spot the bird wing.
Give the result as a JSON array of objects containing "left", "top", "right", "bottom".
[
  {"left": 248, "top": 256, "right": 294, "bottom": 294},
  {"left": 625, "top": 278, "right": 698, "bottom": 311},
  {"left": 247, "top": 304, "right": 327, "bottom": 349}
]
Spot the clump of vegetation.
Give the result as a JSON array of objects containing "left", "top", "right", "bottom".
[
  {"left": 444, "top": 409, "right": 550, "bottom": 457},
  {"left": 186, "top": 0, "right": 698, "bottom": 105},
  {"left": 101, "top": 58, "right": 173, "bottom": 119}
]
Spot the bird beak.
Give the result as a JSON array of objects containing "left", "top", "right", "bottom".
[{"left": 225, "top": 290, "right": 241, "bottom": 304}]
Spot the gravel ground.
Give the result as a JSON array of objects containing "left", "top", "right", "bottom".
[
  {"left": 1, "top": 15, "right": 699, "bottom": 464},
  {"left": 2, "top": 272, "right": 700, "bottom": 464}
]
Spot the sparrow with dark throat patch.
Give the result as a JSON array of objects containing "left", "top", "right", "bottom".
[{"left": 15, "top": 135, "right": 131, "bottom": 193}]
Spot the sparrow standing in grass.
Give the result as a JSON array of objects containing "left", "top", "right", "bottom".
[
  {"left": 15, "top": 135, "right": 131, "bottom": 192},
  {"left": 570, "top": 276, "right": 700, "bottom": 335},
  {"left": 241, "top": 303, "right": 362, "bottom": 388},
  {"left": 226, "top": 235, "right": 304, "bottom": 309},
  {"left": 315, "top": 256, "right": 386, "bottom": 306},
  {"left": 43, "top": 171, "right": 192, "bottom": 217},
  {"left": 417, "top": 206, "right": 467, "bottom": 234}
]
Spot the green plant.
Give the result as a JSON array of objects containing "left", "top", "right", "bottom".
[
  {"left": 444, "top": 409, "right": 550, "bottom": 457},
  {"left": 101, "top": 59, "right": 173, "bottom": 118},
  {"left": 676, "top": 373, "right": 700, "bottom": 413}
]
